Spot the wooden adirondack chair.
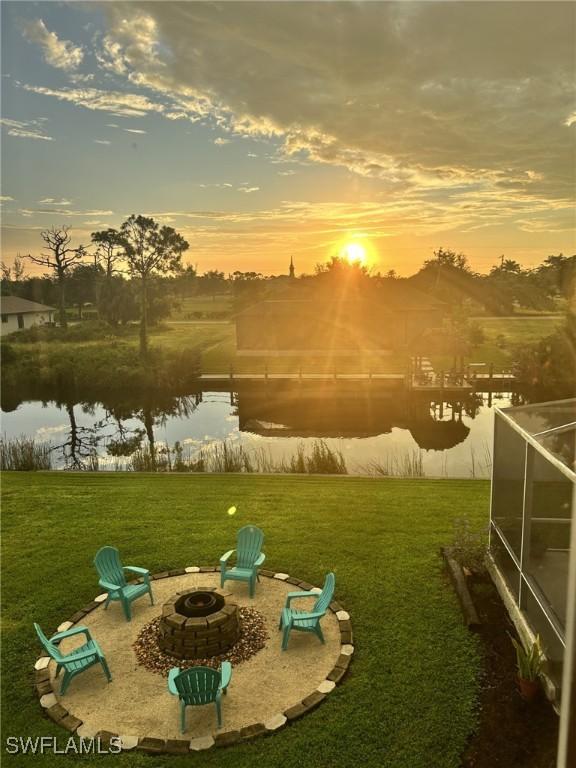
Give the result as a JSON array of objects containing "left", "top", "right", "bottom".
[
  {"left": 168, "top": 662, "right": 232, "bottom": 733},
  {"left": 220, "top": 525, "right": 265, "bottom": 597},
  {"left": 34, "top": 623, "right": 112, "bottom": 695},
  {"left": 93, "top": 546, "right": 154, "bottom": 621},
  {"left": 279, "top": 572, "right": 335, "bottom": 650}
]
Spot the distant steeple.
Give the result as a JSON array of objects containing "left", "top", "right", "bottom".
[{"left": 289, "top": 255, "right": 295, "bottom": 279}]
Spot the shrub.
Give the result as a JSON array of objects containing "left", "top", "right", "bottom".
[{"left": 449, "top": 517, "right": 488, "bottom": 573}]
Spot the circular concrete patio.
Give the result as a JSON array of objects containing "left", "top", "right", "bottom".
[{"left": 33, "top": 569, "right": 353, "bottom": 753}]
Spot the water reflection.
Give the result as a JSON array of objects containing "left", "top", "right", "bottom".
[{"left": 0, "top": 383, "right": 526, "bottom": 476}]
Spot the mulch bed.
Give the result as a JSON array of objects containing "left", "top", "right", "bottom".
[
  {"left": 461, "top": 574, "right": 559, "bottom": 768},
  {"left": 133, "top": 607, "right": 268, "bottom": 676}
]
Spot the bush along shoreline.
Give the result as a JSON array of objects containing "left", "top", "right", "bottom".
[{"left": 1, "top": 329, "right": 200, "bottom": 408}]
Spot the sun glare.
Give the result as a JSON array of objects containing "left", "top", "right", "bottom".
[{"left": 342, "top": 242, "right": 367, "bottom": 264}]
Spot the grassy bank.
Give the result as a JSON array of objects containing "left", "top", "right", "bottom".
[
  {"left": 1, "top": 473, "right": 489, "bottom": 768},
  {"left": 468, "top": 316, "right": 564, "bottom": 368},
  {"left": 2, "top": 313, "right": 562, "bottom": 386},
  {"left": 0, "top": 324, "right": 221, "bottom": 404},
  {"left": 141, "top": 314, "right": 564, "bottom": 376}
]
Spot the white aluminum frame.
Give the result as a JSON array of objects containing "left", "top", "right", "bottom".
[{"left": 489, "top": 403, "right": 575, "bottom": 768}]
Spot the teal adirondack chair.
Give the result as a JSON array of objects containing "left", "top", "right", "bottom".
[
  {"left": 220, "top": 525, "right": 265, "bottom": 597},
  {"left": 34, "top": 623, "right": 112, "bottom": 695},
  {"left": 168, "top": 663, "right": 232, "bottom": 733},
  {"left": 94, "top": 546, "right": 154, "bottom": 621},
  {"left": 279, "top": 572, "right": 335, "bottom": 650}
]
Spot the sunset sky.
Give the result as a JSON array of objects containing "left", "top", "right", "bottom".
[{"left": 1, "top": 1, "right": 574, "bottom": 276}]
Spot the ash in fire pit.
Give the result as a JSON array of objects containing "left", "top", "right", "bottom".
[{"left": 159, "top": 587, "right": 240, "bottom": 660}]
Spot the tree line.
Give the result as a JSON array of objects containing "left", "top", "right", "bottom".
[
  {"left": 2, "top": 216, "right": 574, "bottom": 359},
  {"left": 2, "top": 216, "right": 190, "bottom": 358}
]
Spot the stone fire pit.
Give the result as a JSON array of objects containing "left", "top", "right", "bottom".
[{"left": 159, "top": 587, "right": 240, "bottom": 660}]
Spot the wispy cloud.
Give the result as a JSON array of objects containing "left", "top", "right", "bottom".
[
  {"left": 237, "top": 186, "right": 260, "bottom": 194},
  {"left": 0, "top": 196, "right": 14, "bottom": 202},
  {"left": 0, "top": 118, "right": 53, "bottom": 141},
  {"left": 214, "top": 137, "right": 230, "bottom": 145},
  {"left": 124, "top": 128, "right": 146, "bottom": 134},
  {"left": 38, "top": 198, "right": 72, "bottom": 205},
  {"left": 21, "top": 19, "right": 83, "bottom": 71},
  {"left": 94, "top": 139, "right": 111, "bottom": 145},
  {"left": 19, "top": 208, "right": 113, "bottom": 217},
  {"left": 68, "top": 73, "right": 95, "bottom": 84},
  {"left": 21, "top": 85, "right": 166, "bottom": 118},
  {"left": 198, "top": 182, "right": 233, "bottom": 189}
]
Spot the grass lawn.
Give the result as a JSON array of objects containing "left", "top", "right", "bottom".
[
  {"left": 6, "top": 312, "right": 562, "bottom": 381},
  {"left": 467, "top": 316, "right": 563, "bottom": 369},
  {"left": 168, "top": 315, "right": 563, "bottom": 376},
  {"left": 430, "top": 315, "right": 563, "bottom": 372},
  {"left": 1, "top": 473, "right": 489, "bottom": 768},
  {"left": 169, "top": 295, "right": 233, "bottom": 320}
]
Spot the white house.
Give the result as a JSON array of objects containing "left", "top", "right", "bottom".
[{"left": 0, "top": 296, "right": 55, "bottom": 336}]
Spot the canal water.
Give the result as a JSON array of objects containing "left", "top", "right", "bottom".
[{"left": 0, "top": 387, "right": 519, "bottom": 477}]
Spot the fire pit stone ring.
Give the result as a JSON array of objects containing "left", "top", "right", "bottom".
[{"left": 159, "top": 587, "right": 240, "bottom": 660}]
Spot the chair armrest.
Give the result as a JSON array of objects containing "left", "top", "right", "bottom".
[
  {"left": 50, "top": 625, "right": 92, "bottom": 643},
  {"left": 61, "top": 648, "right": 104, "bottom": 663},
  {"left": 220, "top": 661, "right": 232, "bottom": 691},
  {"left": 254, "top": 552, "right": 266, "bottom": 567},
  {"left": 99, "top": 578, "right": 122, "bottom": 592},
  {"left": 220, "top": 550, "right": 235, "bottom": 566},
  {"left": 168, "top": 667, "right": 181, "bottom": 696},
  {"left": 124, "top": 566, "right": 150, "bottom": 584},
  {"left": 286, "top": 590, "right": 318, "bottom": 607}
]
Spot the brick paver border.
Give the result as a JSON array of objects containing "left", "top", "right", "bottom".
[{"left": 34, "top": 568, "right": 354, "bottom": 752}]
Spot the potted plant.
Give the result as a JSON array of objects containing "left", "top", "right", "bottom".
[{"left": 509, "top": 633, "right": 544, "bottom": 701}]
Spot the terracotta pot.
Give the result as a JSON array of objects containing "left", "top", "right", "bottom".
[{"left": 517, "top": 676, "right": 540, "bottom": 702}]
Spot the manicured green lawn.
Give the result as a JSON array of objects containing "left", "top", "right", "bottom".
[
  {"left": 468, "top": 316, "right": 563, "bottom": 368},
  {"left": 170, "top": 295, "right": 233, "bottom": 320},
  {"left": 1, "top": 474, "right": 489, "bottom": 768}
]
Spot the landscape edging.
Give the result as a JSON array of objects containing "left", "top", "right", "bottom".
[{"left": 33, "top": 568, "right": 354, "bottom": 752}]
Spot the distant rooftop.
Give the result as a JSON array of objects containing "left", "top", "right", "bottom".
[
  {"left": 500, "top": 398, "right": 576, "bottom": 477},
  {"left": 0, "top": 296, "right": 55, "bottom": 314}
]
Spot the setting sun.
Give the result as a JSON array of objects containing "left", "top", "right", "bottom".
[{"left": 342, "top": 242, "right": 367, "bottom": 264}]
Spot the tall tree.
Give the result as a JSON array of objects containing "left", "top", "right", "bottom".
[
  {"left": 199, "top": 269, "right": 226, "bottom": 301},
  {"left": 26, "top": 227, "right": 85, "bottom": 328},
  {"left": 91, "top": 228, "right": 125, "bottom": 323},
  {"left": 412, "top": 247, "right": 478, "bottom": 311},
  {"left": 12, "top": 255, "right": 26, "bottom": 282},
  {"left": 117, "top": 215, "right": 188, "bottom": 358},
  {"left": 1, "top": 255, "right": 26, "bottom": 286},
  {"left": 68, "top": 263, "right": 102, "bottom": 319},
  {"left": 91, "top": 228, "right": 124, "bottom": 278}
]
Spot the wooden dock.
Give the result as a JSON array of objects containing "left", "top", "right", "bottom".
[
  {"left": 198, "top": 354, "right": 518, "bottom": 394},
  {"left": 199, "top": 373, "right": 405, "bottom": 382}
]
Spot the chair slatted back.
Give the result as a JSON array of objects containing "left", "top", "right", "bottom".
[
  {"left": 175, "top": 667, "right": 221, "bottom": 705},
  {"left": 94, "top": 546, "right": 126, "bottom": 588},
  {"left": 313, "top": 572, "right": 335, "bottom": 615},
  {"left": 236, "top": 525, "right": 264, "bottom": 569},
  {"left": 34, "top": 623, "right": 64, "bottom": 663}
]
